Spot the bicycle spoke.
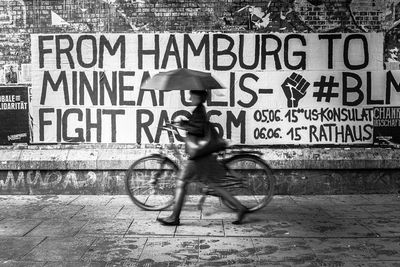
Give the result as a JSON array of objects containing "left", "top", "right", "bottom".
[
  {"left": 222, "top": 155, "right": 275, "bottom": 211},
  {"left": 126, "top": 155, "right": 179, "bottom": 210}
]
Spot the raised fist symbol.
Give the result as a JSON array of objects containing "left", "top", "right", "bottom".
[{"left": 281, "top": 72, "right": 310, "bottom": 108}]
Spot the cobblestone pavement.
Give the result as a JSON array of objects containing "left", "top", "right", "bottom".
[{"left": 0, "top": 194, "right": 400, "bottom": 266}]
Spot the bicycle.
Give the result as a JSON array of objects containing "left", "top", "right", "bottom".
[{"left": 125, "top": 122, "right": 275, "bottom": 213}]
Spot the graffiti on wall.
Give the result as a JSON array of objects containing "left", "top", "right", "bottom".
[
  {"left": 40, "top": 0, "right": 390, "bottom": 34},
  {"left": 226, "top": 0, "right": 379, "bottom": 33},
  {"left": 0, "top": 170, "right": 126, "bottom": 194},
  {"left": 294, "top": 0, "right": 369, "bottom": 33},
  {"left": 0, "top": 0, "right": 26, "bottom": 27},
  {"left": 0, "top": 169, "right": 398, "bottom": 194},
  {"left": 384, "top": 1, "right": 400, "bottom": 69},
  {"left": 0, "top": 0, "right": 29, "bottom": 74},
  {"left": 0, "top": 2, "right": 13, "bottom": 26}
]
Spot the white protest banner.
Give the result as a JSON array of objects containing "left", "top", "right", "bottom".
[{"left": 31, "top": 33, "right": 398, "bottom": 145}]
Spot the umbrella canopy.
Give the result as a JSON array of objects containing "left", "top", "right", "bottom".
[{"left": 141, "top": 68, "right": 225, "bottom": 91}]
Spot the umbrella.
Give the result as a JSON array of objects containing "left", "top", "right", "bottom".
[{"left": 141, "top": 68, "right": 225, "bottom": 91}]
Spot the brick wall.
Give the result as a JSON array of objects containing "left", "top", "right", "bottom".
[{"left": 0, "top": 0, "right": 397, "bottom": 70}]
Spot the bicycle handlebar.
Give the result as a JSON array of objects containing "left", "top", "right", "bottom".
[
  {"left": 160, "top": 122, "right": 184, "bottom": 132},
  {"left": 159, "top": 122, "right": 187, "bottom": 141}
]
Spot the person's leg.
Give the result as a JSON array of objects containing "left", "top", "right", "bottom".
[
  {"left": 157, "top": 159, "right": 198, "bottom": 226},
  {"left": 209, "top": 184, "right": 249, "bottom": 224},
  {"left": 157, "top": 179, "right": 187, "bottom": 225}
]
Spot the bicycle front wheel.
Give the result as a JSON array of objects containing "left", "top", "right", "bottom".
[
  {"left": 125, "top": 155, "right": 179, "bottom": 211},
  {"left": 222, "top": 154, "right": 275, "bottom": 212}
]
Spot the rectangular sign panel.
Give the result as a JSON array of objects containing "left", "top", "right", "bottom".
[
  {"left": 30, "top": 33, "right": 394, "bottom": 145},
  {"left": 0, "top": 86, "right": 30, "bottom": 144},
  {"left": 373, "top": 106, "right": 400, "bottom": 144}
]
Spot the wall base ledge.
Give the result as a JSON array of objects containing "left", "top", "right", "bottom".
[{"left": 0, "top": 145, "right": 399, "bottom": 170}]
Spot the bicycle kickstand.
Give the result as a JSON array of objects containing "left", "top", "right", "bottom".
[{"left": 197, "top": 194, "right": 207, "bottom": 210}]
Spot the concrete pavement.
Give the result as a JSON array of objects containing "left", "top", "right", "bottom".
[{"left": 0, "top": 194, "right": 400, "bottom": 266}]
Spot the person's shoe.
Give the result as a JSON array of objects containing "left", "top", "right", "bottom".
[
  {"left": 157, "top": 216, "right": 180, "bottom": 226},
  {"left": 232, "top": 207, "right": 249, "bottom": 225}
]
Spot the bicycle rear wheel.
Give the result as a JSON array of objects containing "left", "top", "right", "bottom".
[
  {"left": 221, "top": 154, "right": 275, "bottom": 212},
  {"left": 125, "top": 155, "right": 179, "bottom": 211}
]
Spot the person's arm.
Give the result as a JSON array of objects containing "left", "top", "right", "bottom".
[{"left": 181, "top": 105, "right": 207, "bottom": 136}]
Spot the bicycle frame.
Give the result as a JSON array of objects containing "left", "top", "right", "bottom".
[
  {"left": 157, "top": 123, "right": 267, "bottom": 205},
  {"left": 126, "top": 123, "right": 274, "bottom": 211},
  {"left": 157, "top": 123, "right": 185, "bottom": 162},
  {"left": 158, "top": 123, "right": 263, "bottom": 166}
]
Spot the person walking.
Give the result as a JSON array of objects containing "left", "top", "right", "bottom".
[{"left": 156, "top": 90, "right": 249, "bottom": 226}]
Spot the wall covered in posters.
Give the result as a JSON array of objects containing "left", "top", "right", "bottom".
[{"left": 30, "top": 32, "right": 400, "bottom": 145}]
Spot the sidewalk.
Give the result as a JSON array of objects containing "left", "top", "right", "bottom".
[{"left": 0, "top": 194, "right": 399, "bottom": 266}]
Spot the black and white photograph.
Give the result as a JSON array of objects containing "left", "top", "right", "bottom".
[
  {"left": 3, "top": 64, "right": 18, "bottom": 84},
  {"left": 1, "top": 0, "right": 400, "bottom": 266}
]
